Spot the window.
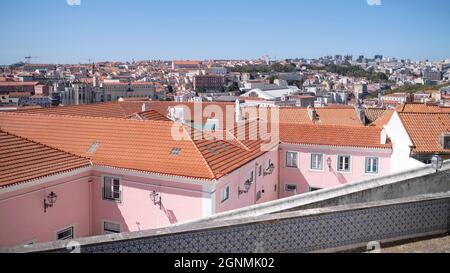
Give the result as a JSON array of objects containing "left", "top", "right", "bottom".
[
  {"left": 337, "top": 156, "right": 351, "bottom": 172},
  {"left": 170, "top": 148, "right": 182, "bottom": 156},
  {"left": 103, "top": 176, "right": 121, "bottom": 202},
  {"left": 285, "top": 184, "right": 297, "bottom": 192},
  {"left": 440, "top": 134, "right": 450, "bottom": 149},
  {"left": 103, "top": 221, "right": 121, "bottom": 234},
  {"left": 220, "top": 185, "right": 230, "bottom": 204},
  {"left": 310, "top": 154, "right": 324, "bottom": 170},
  {"left": 258, "top": 165, "right": 263, "bottom": 177},
  {"left": 286, "top": 152, "right": 299, "bottom": 168},
  {"left": 309, "top": 187, "right": 323, "bottom": 192},
  {"left": 56, "top": 226, "right": 74, "bottom": 241},
  {"left": 365, "top": 157, "right": 379, "bottom": 174}
]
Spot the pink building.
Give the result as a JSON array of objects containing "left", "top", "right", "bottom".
[
  {"left": 0, "top": 112, "right": 279, "bottom": 248},
  {"left": 0, "top": 102, "right": 395, "bottom": 248},
  {"left": 279, "top": 124, "right": 392, "bottom": 197}
]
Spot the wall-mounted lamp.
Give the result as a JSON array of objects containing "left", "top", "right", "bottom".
[
  {"left": 327, "top": 157, "right": 333, "bottom": 171},
  {"left": 264, "top": 163, "right": 275, "bottom": 176},
  {"left": 431, "top": 154, "right": 443, "bottom": 173},
  {"left": 149, "top": 190, "right": 162, "bottom": 209},
  {"left": 44, "top": 192, "right": 58, "bottom": 213},
  {"left": 238, "top": 179, "right": 253, "bottom": 196}
]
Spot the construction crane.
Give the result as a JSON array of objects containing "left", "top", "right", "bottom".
[
  {"left": 24, "top": 55, "right": 39, "bottom": 64},
  {"left": 83, "top": 58, "right": 95, "bottom": 64}
]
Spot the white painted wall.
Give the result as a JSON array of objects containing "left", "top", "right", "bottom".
[{"left": 384, "top": 111, "right": 425, "bottom": 173}]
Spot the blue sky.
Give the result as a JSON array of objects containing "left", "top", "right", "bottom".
[{"left": 1, "top": 0, "right": 449, "bottom": 64}]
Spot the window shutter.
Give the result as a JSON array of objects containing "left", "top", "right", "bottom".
[
  {"left": 103, "top": 177, "right": 112, "bottom": 199},
  {"left": 113, "top": 179, "right": 121, "bottom": 200}
]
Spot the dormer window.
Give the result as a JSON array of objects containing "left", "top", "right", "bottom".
[{"left": 440, "top": 133, "right": 450, "bottom": 149}]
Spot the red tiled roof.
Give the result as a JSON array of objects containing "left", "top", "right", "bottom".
[
  {"left": 135, "top": 110, "right": 171, "bottom": 121},
  {"left": 399, "top": 113, "right": 450, "bottom": 154},
  {"left": 0, "top": 113, "right": 268, "bottom": 180},
  {"left": 16, "top": 101, "right": 237, "bottom": 124},
  {"left": 279, "top": 107, "right": 365, "bottom": 126},
  {"left": 0, "top": 130, "right": 91, "bottom": 188},
  {"left": 396, "top": 103, "right": 450, "bottom": 113},
  {"left": 280, "top": 124, "right": 391, "bottom": 149}
]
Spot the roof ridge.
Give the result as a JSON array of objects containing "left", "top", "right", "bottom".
[
  {"left": 200, "top": 129, "right": 252, "bottom": 151},
  {"left": 0, "top": 111, "right": 175, "bottom": 124},
  {"left": 184, "top": 126, "right": 217, "bottom": 179}
]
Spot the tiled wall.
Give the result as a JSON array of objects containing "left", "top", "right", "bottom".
[{"left": 56, "top": 198, "right": 450, "bottom": 253}]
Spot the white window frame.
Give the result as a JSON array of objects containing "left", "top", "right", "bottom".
[
  {"left": 286, "top": 151, "right": 299, "bottom": 168},
  {"left": 55, "top": 225, "right": 75, "bottom": 241},
  {"left": 102, "top": 175, "right": 122, "bottom": 203},
  {"left": 337, "top": 155, "right": 352, "bottom": 173},
  {"left": 220, "top": 184, "right": 230, "bottom": 205},
  {"left": 310, "top": 154, "right": 324, "bottom": 171},
  {"left": 102, "top": 220, "right": 122, "bottom": 235},
  {"left": 365, "top": 157, "right": 380, "bottom": 174}
]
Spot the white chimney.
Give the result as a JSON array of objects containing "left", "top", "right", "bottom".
[
  {"left": 235, "top": 99, "right": 242, "bottom": 122},
  {"left": 142, "top": 103, "right": 148, "bottom": 112}
]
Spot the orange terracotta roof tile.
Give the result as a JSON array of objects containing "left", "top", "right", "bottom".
[
  {"left": 369, "top": 109, "right": 395, "bottom": 128},
  {"left": 396, "top": 103, "right": 450, "bottom": 113},
  {"left": 280, "top": 124, "right": 391, "bottom": 149},
  {"left": 0, "top": 130, "right": 91, "bottom": 188},
  {"left": 135, "top": 110, "right": 171, "bottom": 121},
  {"left": 0, "top": 112, "right": 269, "bottom": 180},
  {"left": 279, "top": 107, "right": 365, "bottom": 126},
  {"left": 399, "top": 113, "right": 450, "bottom": 154}
]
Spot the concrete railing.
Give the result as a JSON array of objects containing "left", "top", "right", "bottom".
[{"left": 4, "top": 192, "right": 450, "bottom": 253}]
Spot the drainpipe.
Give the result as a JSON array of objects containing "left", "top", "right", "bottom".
[
  {"left": 88, "top": 177, "right": 93, "bottom": 236},
  {"left": 278, "top": 146, "right": 282, "bottom": 200},
  {"left": 254, "top": 161, "right": 258, "bottom": 205}
]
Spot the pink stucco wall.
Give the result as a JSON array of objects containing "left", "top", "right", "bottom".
[
  {"left": 0, "top": 144, "right": 391, "bottom": 248},
  {"left": 90, "top": 169, "right": 205, "bottom": 235},
  {"left": 0, "top": 170, "right": 91, "bottom": 248},
  {"left": 279, "top": 144, "right": 391, "bottom": 198},
  {"left": 214, "top": 149, "right": 279, "bottom": 213}
]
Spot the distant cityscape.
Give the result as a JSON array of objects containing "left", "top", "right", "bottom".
[
  {"left": 1, "top": 0, "right": 450, "bottom": 255},
  {"left": 1, "top": 54, "right": 449, "bottom": 110}
]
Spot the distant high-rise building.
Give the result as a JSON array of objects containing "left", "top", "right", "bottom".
[
  {"left": 357, "top": 55, "right": 365, "bottom": 63},
  {"left": 193, "top": 75, "right": 225, "bottom": 91},
  {"left": 374, "top": 55, "right": 383, "bottom": 61},
  {"left": 423, "top": 70, "right": 443, "bottom": 82}
]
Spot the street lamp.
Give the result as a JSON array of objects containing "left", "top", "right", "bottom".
[
  {"left": 238, "top": 180, "right": 253, "bottom": 196},
  {"left": 431, "top": 154, "right": 443, "bottom": 173},
  {"left": 149, "top": 190, "right": 162, "bottom": 209},
  {"left": 44, "top": 192, "right": 58, "bottom": 213},
  {"left": 264, "top": 163, "right": 275, "bottom": 176}
]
